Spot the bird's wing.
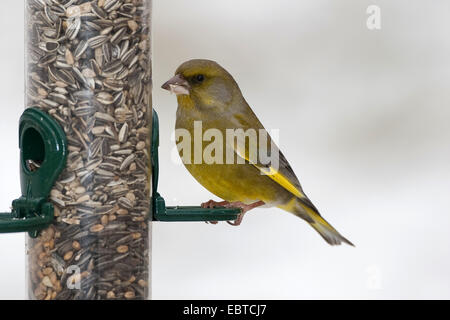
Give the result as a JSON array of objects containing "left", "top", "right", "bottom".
[
  {"left": 229, "top": 108, "right": 309, "bottom": 201},
  {"left": 232, "top": 139, "right": 305, "bottom": 198}
]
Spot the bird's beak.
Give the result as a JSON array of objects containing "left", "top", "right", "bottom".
[{"left": 161, "top": 74, "right": 190, "bottom": 96}]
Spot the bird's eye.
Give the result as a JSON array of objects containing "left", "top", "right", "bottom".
[{"left": 196, "top": 74, "right": 205, "bottom": 82}]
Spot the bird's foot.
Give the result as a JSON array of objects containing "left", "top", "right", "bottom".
[
  {"left": 224, "top": 201, "right": 265, "bottom": 226},
  {"left": 201, "top": 199, "right": 230, "bottom": 209},
  {"left": 226, "top": 212, "right": 245, "bottom": 226},
  {"left": 201, "top": 200, "right": 265, "bottom": 226},
  {"left": 201, "top": 200, "right": 230, "bottom": 224}
]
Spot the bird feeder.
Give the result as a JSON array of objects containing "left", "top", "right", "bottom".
[{"left": 0, "top": 0, "right": 239, "bottom": 300}]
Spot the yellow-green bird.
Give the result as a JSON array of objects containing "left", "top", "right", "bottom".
[{"left": 162, "top": 59, "right": 353, "bottom": 246}]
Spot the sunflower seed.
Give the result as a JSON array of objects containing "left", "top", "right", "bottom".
[
  {"left": 120, "top": 154, "right": 136, "bottom": 171},
  {"left": 40, "top": 40, "right": 60, "bottom": 53},
  {"left": 104, "top": 0, "right": 121, "bottom": 13},
  {"left": 74, "top": 40, "right": 88, "bottom": 59},
  {"left": 65, "top": 18, "right": 81, "bottom": 40},
  {"left": 102, "top": 59, "right": 123, "bottom": 75},
  {"left": 88, "top": 35, "right": 109, "bottom": 49},
  {"left": 118, "top": 123, "right": 128, "bottom": 143},
  {"left": 96, "top": 92, "right": 114, "bottom": 105},
  {"left": 111, "top": 27, "right": 127, "bottom": 45}
]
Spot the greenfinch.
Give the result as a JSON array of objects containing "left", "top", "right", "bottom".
[{"left": 162, "top": 59, "right": 353, "bottom": 246}]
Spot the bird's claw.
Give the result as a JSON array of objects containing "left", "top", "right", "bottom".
[
  {"left": 201, "top": 200, "right": 265, "bottom": 226},
  {"left": 201, "top": 200, "right": 227, "bottom": 224},
  {"left": 227, "top": 213, "right": 244, "bottom": 226},
  {"left": 201, "top": 199, "right": 228, "bottom": 209}
]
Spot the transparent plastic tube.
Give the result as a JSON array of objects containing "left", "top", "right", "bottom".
[{"left": 25, "top": 0, "right": 152, "bottom": 300}]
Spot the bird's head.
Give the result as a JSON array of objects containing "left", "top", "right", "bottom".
[{"left": 162, "top": 59, "right": 240, "bottom": 108}]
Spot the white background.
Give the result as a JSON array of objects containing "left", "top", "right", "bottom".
[{"left": 1, "top": 0, "right": 450, "bottom": 299}]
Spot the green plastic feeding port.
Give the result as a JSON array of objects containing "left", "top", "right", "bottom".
[
  {"left": 0, "top": 108, "right": 67, "bottom": 237},
  {"left": 150, "top": 110, "right": 242, "bottom": 222}
]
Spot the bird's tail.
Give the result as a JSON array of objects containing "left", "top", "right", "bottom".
[{"left": 280, "top": 197, "right": 354, "bottom": 246}]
